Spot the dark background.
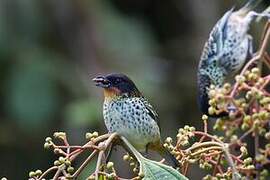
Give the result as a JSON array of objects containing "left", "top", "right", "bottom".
[{"left": 0, "top": 0, "right": 269, "bottom": 179}]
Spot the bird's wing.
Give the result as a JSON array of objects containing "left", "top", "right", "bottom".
[
  {"left": 141, "top": 97, "right": 160, "bottom": 127},
  {"left": 200, "top": 9, "right": 234, "bottom": 66}
]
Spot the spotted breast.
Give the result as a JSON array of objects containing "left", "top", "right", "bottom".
[{"left": 103, "top": 96, "right": 161, "bottom": 151}]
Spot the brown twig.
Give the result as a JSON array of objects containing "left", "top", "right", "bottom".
[
  {"left": 52, "top": 164, "right": 65, "bottom": 180},
  {"left": 95, "top": 150, "right": 104, "bottom": 180},
  {"left": 37, "top": 166, "right": 58, "bottom": 180},
  {"left": 213, "top": 153, "right": 222, "bottom": 176},
  {"left": 231, "top": 21, "right": 270, "bottom": 97}
]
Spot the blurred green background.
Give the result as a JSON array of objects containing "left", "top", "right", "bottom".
[{"left": 0, "top": 0, "right": 269, "bottom": 179}]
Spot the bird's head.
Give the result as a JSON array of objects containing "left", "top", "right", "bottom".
[{"left": 93, "top": 73, "right": 141, "bottom": 99}]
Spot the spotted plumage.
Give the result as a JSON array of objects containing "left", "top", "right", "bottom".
[
  {"left": 93, "top": 73, "right": 178, "bottom": 166},
  {"left": 103, "top": 96, "right": 160, "bottom": 151},
  {"left": 197, "top": 0, "right": 269, "bottom": 116}
]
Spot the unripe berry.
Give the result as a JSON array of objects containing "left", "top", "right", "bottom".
[
  {"left": 54, "top": 160, "right": 61, "bottom": 166},
  {"left": 138, "top": 172, "right": 145, "bottom": 178},
  {"left": 44, "top": 142, "right": 51, "bottom": 149},
  {"left": 45, "top": 137, "right": 52, "bottom": 142},
  {"left": 265, "top": 132, "right": 270, "bottom": 140},
  {"left": 35, "top": 170, "right": 42, "bottom": 176},
  {"left": 106, "top": 162, "right": 114, "bottom": 169},
  {"left": 235, "top": 75, "right": 246, "bottom": 84},
  {"left": 123, "top": 154, "right": 130, "bottom": 161},
  {"left": 67, "top": 166, "right": 74, "bottom": 173},
  {"left": 208, "top": 107, "right": 215, "bottom": 115},
  {"left": 202, "top": 115, "right": 208, "bottom": 121},
  {"left": 29, "top": 171, "right": 35, "bottom": 177},
  {"left": 165, "top": 137, "right": 173, "bottom": 144}
]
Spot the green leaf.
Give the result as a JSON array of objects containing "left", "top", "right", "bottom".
[
  {"left": 139, "top": 156, "right": 188, "bottom": 180},
  {"left": 120, "top": 137, "right": 188, "bottom": 180}
]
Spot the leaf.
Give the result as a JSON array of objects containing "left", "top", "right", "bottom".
[
  {"left": 139, "top": 156, "right": 188, "bottom": 180},
  {"left": 120, "top": 137, "right": 188, "bottom": 180}
]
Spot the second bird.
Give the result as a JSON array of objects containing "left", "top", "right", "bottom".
[
  {"left": 197, "top": 0, "right": 269, "bottom": 117},
  {"left": 93, "top": 73, "right": 178, "bottom": 166}
]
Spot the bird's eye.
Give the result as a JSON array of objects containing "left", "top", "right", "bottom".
[{"left": 115, "top": 78, "right": 121, "bottom": 84}]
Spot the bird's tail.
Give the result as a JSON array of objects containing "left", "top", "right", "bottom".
[
  {"left": 197, "top": 73, "right": 212, "bottom": 116},
  {"left": 197, "top": 73, "right": 229, "bottom": 117},
  {"left": 240, "top": 0, "right": 263, "bottom": 14},
  {"left": 156, "top": 143, "right": 180, "bottom": 168}
]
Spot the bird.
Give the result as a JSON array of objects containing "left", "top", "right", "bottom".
[
  {"left": 197, "top": 0, "right": 269, "bottom": 117},
  {"left": 93, "top": 73, "right": 178, "bottom": 167}
]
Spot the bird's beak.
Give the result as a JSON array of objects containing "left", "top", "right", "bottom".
[{"left": 92, "top": 76, "right": 111, "bottom": 88}]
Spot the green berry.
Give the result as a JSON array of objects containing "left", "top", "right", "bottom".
[
  {"left": 53, "top": 132, "right": 66, "bottom": 139},
  {"left": 240, "top": 146, "right": 248, "bottom": 156},
  {"left": 130, "top": 162, "right": 135, "bottom": 167},
  {"left": 107, "top": 162, "right": 114, "bottom": 169},
  {"left": 230, "top": 135, "right": 238, "bottom": 143},
  {"left": 203, "top": 175, "right": 212, "bottom": 180},
  {"left": 189, "top": 126, "right": 196, "bottom": 131},
  {"left": 29, "top": 171, "right": 35, "bottom": 177},
  {"left": 165, "top": 137, "right": 173, "bottom": 144},
  {"left": 133, "top": 167, "right": 138, "bottom": 172},
  {"left": 45, "top": 137, "right": 52, "bottom": 142},
  {"left": 182, "top": 140, "right": 189, "bottom": 146},
  {"left": 243, "top": 115, "right": 251, "bottom": 123},
  {"left": 54, "top": 148, "right": 61, "bottom": 154},
  {"left": 261, "top": 169, "right": 269, "bottom": 176},
  {"left": 246, "top": 91, "right": 253, "bottom": 99},
  {"left": 241, "top": 123, "right": 249, "bottom": 131},
  {"left": 138, "top": 172, "right": 144, "bottom": 178},
  {"left": 44, "top": 142, "right": 51, "bottom": 149},
  {"left": 35, "top": 169, "right": 42, "bottom": 176},
  {"left": 123, "top": 154, "right": 130, "bottom": 161},
  {"left": 235, "top": 75, "right": 246, "bottom": 84},
  {"left": 265, "top": 132, "right": 270, "bottom": 140},
  {"left": 54, "top": 160, "right": 61, "bottom": 166},
  {"left": 247, "top": 165, "right": 255, "bottom": 169},
  {"left": 202, "top": 115, "right": 208, "bottom": 121},
  {"left": 208, "top": 107, "right": 215, "bottom": 115},
  {"left": 208, "top": 90, "right": 216, "bottom": 98},
  {"left": 92, "top": 131, "right": 99, "bottom": 137},
  {"left": 251, "top": 67, "right": 260, "bottom": 74},
  {"left": 67, "top": 166, "right": 74, "bottom": 173},
  {"left": 85, "top": 133, "right": 92, "bottom": 139},
  {"left": 259, "top": 128, "right": 266, "bottom": 136},
  {"left": 244, "top": 157, "right": 252, "bottom": 165},
  {"left": 255, "top": 154, "right": 264, "bottom": 162},
  {"left": 65, "top": 159, "right": 71, "bottom": 166},
  {"left": 204, "top": 163, "right": 212, "bottom": 170},
  {"left": 59, "top": 156, "right": 65, "bottom": 163},
  {"left": 87, "top": 175, "right": 95, "bottom": 180}
]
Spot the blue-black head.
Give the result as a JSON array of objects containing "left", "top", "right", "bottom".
[{"left": 93, "top": 73, "right": 141, "bottom": 97}]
